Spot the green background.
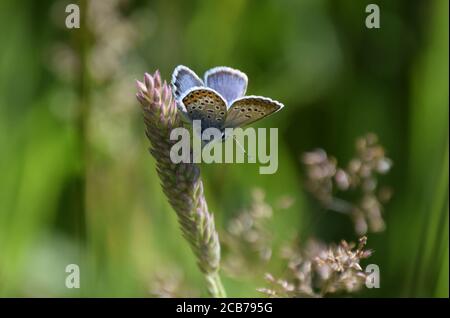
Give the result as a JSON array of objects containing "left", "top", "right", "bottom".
[{"left": 0, "top": 0, "right": 447, "bottom": 297}]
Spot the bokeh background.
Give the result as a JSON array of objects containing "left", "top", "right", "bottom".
[{"left": 0, "top": 0, "right": 448, "bottom": 297}]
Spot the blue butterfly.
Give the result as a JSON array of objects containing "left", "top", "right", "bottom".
[{"left": 171, "top": 65, "right": 284, "bottom": 135}]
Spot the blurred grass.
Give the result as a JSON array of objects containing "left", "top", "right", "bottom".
[{"left": 0, "top": 0, "right": 448, "bottom": 297}]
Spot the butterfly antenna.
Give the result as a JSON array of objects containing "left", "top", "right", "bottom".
[{"left": 233, "top": 135, "right": 255, "bottom": 161}]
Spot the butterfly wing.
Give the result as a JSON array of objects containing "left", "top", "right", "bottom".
[
  {"left": 171, "top": 65, "right": 204, "bottom": 99},
  {"left": 181, "top": 87, "right": 228, "bottom": 131},
  {"left": 223, "top": 96, "right": 284, "bottom": 128},
  {"left": 204, "top": 66, "right": 248, "bottom": 107},
  {"left": 171, "top": 65, "right": 205, "bottom": 123}
]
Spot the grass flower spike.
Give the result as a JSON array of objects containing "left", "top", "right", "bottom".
[{"left": 136, "top": 71, "right": 226, "bottom": 297}]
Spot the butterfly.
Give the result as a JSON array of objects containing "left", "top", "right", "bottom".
[{"left": 171, "top": 65, "right": 284, "bottom": 136}]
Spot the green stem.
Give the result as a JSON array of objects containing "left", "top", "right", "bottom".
[{"left": 205, "top": 272, "right": 227, "bottom": 298}]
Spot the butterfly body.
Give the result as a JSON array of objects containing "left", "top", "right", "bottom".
[{"left": 172, "top": 65, "right": 284, "bottom": 138}]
